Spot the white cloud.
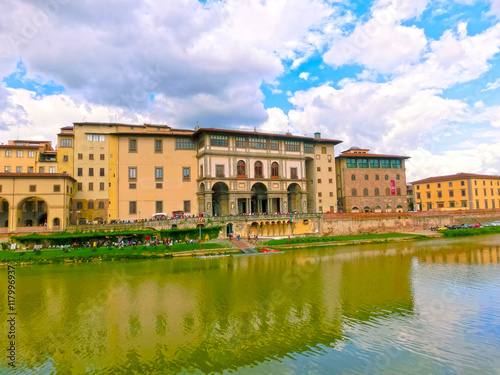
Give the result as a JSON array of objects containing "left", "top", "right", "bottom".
[
  {"left": 481, "top": 77, "right": 500, "bottom": 92},
  {"left": 299, "top": 72, "right": 310, "bottom": 80},
  {"left": 259, "top": 107, "right": 292, "bottom": 134}
]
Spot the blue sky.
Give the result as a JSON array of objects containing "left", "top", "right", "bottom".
[{"left": 0, "top": 0, "right": 500, "bottom": 180}]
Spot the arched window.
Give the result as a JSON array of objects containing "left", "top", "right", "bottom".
[
  {"left": 375, "top": 188, "right": 380, "bottom": 196},
  {"left": 237, "top": 160, "right": 246, "bottom": 177},
  {"left": 53, "top": 218, "right": 60, "bottom": 227},
  {"left": 375, "top": 175, "right": 380, "bottom": 180},
  {"left": 363, "top": 188, "right": 368, "bottom": 196},
  {"left": 385, "top": 175, "right": 389, "bottom": 180},
  {"left": 351, "top": 175, "right": 356, "bottom": 181},
  {"left": 88, "top": 201, "right": 94, "bottom": 209},
  {"left": 365, "top": 174, "right": 369, "bottom": 180},
  {"left": 386, "top": 188, "right": 391, "bottom": 195},
  {"left": 76, "top": 202, "right": 83, "bottom": 210},
  {"left": 98, "top": 201, "right": 104, "bottom": 209},
  {"left": 396, "top": 187, "right": 401, "bottom": 195},
  {"left": 352, "top": 188, "right": 357, "bottom": 196},
  {"left": 396, "top": 174, "right": 400, "bottom": 180},
  {"left": 271, "top": 162, "right": 279, "bottom": 178},
  {"left": 200, "top": 165, "right": 204, "bottom": 178},
  {"left": 254, "top": 161, "right": 263, "bottom": 178}
]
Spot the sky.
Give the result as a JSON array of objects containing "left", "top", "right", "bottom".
[{"left": 1, "top": 0, "right": 500, "bottom": 181}]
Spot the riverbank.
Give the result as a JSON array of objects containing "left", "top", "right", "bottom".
[
  {"left": 0, "top": 232, "right": 437, "bottom": 266},
  {"left": 0, "top": 241, "right": 236, "bottom": 265}
]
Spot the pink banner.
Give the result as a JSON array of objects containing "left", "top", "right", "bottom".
[{"left": 391, "top": 180, "right": 395, "bottom": 195}]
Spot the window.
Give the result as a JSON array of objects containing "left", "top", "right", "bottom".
[
  {"left": 63, "top": 155, "right": 69, "bottom": 162},
  {"left": 155, "top": 139, "right": 163, "bottom": 153},
  {"left": 437, "top": 191, "right": 442, "bottom": 198},
  {"left": 184, "top": 200, "right": 191, "bottom": 213},
  {"left": 27, "top": 167, "right": 33, "bottom": 173},
  {"left": 254, "top": 161, "right": 263, "bottom": 178},
  {"left": 78, "top": 153, "right": 83, "bottom": 160},
  {"left": 328, "top": 167, "right": 332, "bottom": 172},
  {"left": 88, "top": 202, "right": 94, "bottom": 209},
  {"left": 461, "top": 189, "right": 466, "bottom": 197},
  {"left": 449, "top": 190, "right": 454, "bottom": 197},
  {"left": 248, "top": 138, "right": 267, "bottom": 149},
  {"left": 216, "top": 165, "right": 224, "bottom": 178},
  {"left": 156, "top": 201, "right": 163, "bottom": 213},
  {"left": 351, "top": 175, "right": 356, "bottom": 181},
  {"left": 29, "top": 185, "right": 36, "bottom": 192},
  {"left": 87, "top": 134, "right": 105, "bottom": 142},
  {"left": 317, "top": 167, "right": 321, "bottom": 172},
  {"left": 461, "top": 201, "right": 467, "bottom": 207},
  {"left": 271, "top": 162, "right": 279, "bottom": 178},
  {"left": 284, "top": 141, "right": 300, "bottom": 151},
  {"left": 365, "top": 175, "right": 369, "bottom": 180},
  {"left": 369, "top": 159, "right": 380, "bottom": 168},
  {"left": 237, "top": 161, "right": 246, "bottom": 177},
  {"left": 304, "top": 144, "right": 314, "bottom": 153},
  {"left": 318, "top": 192, "right": 322, "bottom": 197},
  {"left": 17, "top": 151, "right": 23, "bottom": 157},
  {"left": 290, "top": 167, "right": 298, "bottom": 179},
  {"left": 322, "top": 147, "right": 327, "bottom": 154},
  {"left": 346, "top": 159, "right": 357, "bottom": 168},
  {"left": 485, "top": 199, "right": 489, "bottom": 209},
  {"left": 381, "top": 159, "right": 391, "bottom": 168},
  {"left": 200, "top": 165, "right": 203, "bottom": 178},
  {"left": 89, "top": 154, "right": 94, "bottom": 160},
  {"left": 129, "top": 201, "right": 137, "bottom": 214},
  {"left": 198, "top": 138, "right": 205, "bottom": 149},
  {"left": 416, "top": 192, "right": 421, "bottom": 199},
  {"left": 129, "top": 167, "right": 137, "bottom": 180},
  {"left": 60, "top": 138, "right": 72, "bottom": 147},
  {"left": 449, "top": 182, "right": 453, "bottom": 187},
  {"left": 89, "top": 168, "right": 94, "bottom": 176},
  {"left": 77, "top": 183, "right": 82, "bottom": 191},
  {"left": 427, "top": 192, "right": 431, "bottom": 199},
  {"left": 156, "top": 183, "right": 162, "bottom": 189},
  {"left": 129, "top": 139, "right": 137, "bottom": 152},
  {"left": 155, "top": 167, "right": 163, "bottom": 180},
  {"left": 475, "top": 188, "right": 478, "bottom": 195},
  {"left": 54, "top": 185, "right": 60, "bottom": 192},
  {"left": 77, "top": 168, "right": 83, "bottom": 176},
  {"left": 16, "top": 167, "right": 22, "bottom": 173},
  {"left": 49, "top": 167, "right": 55, "bottom": 173},
  {"left": 89, "top": 182, "right": 93, "bottom": 191},
  {"left": 98, "top": 201, "right": 104, "bottom": 209},
  {"left": 328, "top": 155, "right": 332, "bottom": 162},
  {"left": 129, "top": 183, "right": 136, "bottom": 189},
  {"left": 385, "top": 175, "right": 389, "bottom": 180},
  {"left": 176, "top": 138, "right": 196, "bottom": 149},
  {"left": 437, "top": 202, "right": 444, "bottom": 208},
  {"left": 375, "top": 175, "right": 380, "bottom": 180},
  {"left": 100, "top": 168, "right": 105, "bottom": 177},
  {"left": 396, "top": 188, "right": 401, "bottom": 195},
  {"left": 426, "top": 184, "right": 430, "bottom": 189},
  {"left": 375, "top": 188, "right": 380, "bottom": 196},
  {"left": 100, "top": 182, "right": 105, "bottom": 191},
  {"left": 392, "top": 160, "right": 402, "bottom": 168},
  {"left": 358, "top": 159, "right": 368, "bottom": 168},
  {"left": 352, "top": 188, "right": 357, "bottom": 196},
  {"left": 396, "top": 174, "right": 400, "bottom": 180},
  {"left": 461, "top": 181, "right": 465, "bottom": 186},
  {"left": 484, "top": 188, "right": 487, "bottom": 196},
  {"left": 236, "top": 137, "right": 246, "bottom": 148},
  {"left": 363, "top": 188, "right": 368, "bottom": 196},
  {"left": 269, "top": 139, "right": 279, "bottom": 150},
  {"left": 28, "top": 151, "right": 34, "bottom": 158},
  {"left": 330, "top": 192, "right": 334, "bottom": 197},
  {"left": 210, "top": 135, "right": 228, "bottom": 147},
  {"left": 183, "top": 167, "right": 191, "bottom": 181},
  {"left": 39, "top": 167, "right": 45, "bottom": 173},
  {"left": 76, "top": 202, "right": 83, "bottom": 210},
  {"left": 437, "top": 183, "right": 441, "bottom": 188},
  {"left": 4, "top": 150, "right": 11, "bottom": 157},
  {"left": 318, "top": 179, "right": 322, "bottom": 184},
  {"left": 427, "top": 203, "right": 433, "bottom": 210},
  {"left": 329, "top": 179, "right": 333, "bottom": 183}
]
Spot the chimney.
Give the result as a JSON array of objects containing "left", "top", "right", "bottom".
[{"left": 314, "top": 132, "right": 321, "bottom": 139}]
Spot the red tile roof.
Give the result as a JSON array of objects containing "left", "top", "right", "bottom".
[
  {"left": 411, "top": 172, "right": 500, "bottom": 184},
  {"left": 192, "top": 128, "right": 342, "bottom": 144},
  {"left": 336, "top": 152, "right": 410, "bottom": 159}
]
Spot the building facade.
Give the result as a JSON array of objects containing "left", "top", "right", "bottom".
[
  {"left": 335, "top": 147, "right": 409, "bottom": 213},
  {"left": 411, "top": 173, "right": 500, "bottom": 212}
]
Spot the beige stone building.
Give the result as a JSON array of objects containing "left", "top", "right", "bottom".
[{"left": 335, "top": 147, "right": 409, "bottom": 213}]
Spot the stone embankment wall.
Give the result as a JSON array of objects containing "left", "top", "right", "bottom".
[{"left": 322, "top": 210, "right": 500, "bottom": 236}]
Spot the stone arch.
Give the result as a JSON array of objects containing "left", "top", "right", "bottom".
[
  {"left": 351, "top": 206, "right": 359, "bottom": 213},
  {"left": 237, "top": 160, "right": 246, "bottom": 177},
  {"left": 287, "top": 183, "right": 301, "bottom": 213},
  {"left": 199, "top": 182, "right": 205, "bottom": 192},
  {"left": 374, "top": 206, "right": 382, "bottom": 213},
  {"left": 0, "top": 197, "right": 10, "bottom": 228},
  {"left": 53, "top": 217, "right": 61, "bottom": 227},
  {"left": 396, "top": 205, "right": 403, "bottom": 213},
  {"left": 16, "top": 196, "right": 48, "bottom": 227},
  {"left": 254, "top": 161, "right": 263, "bottom": 178},
  {"left": 212, "top": 182, "right": 229, "bottom": 216},
  {"left": 251, "top": 182, "right": 268, "bottom": 213},
  {"left": 363, "top": 206, "right": 370, "bottom": 213}
]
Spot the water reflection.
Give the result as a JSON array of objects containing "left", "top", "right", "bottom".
[{"left": 1, "top": 235, "right": 500, "bottom": 374}]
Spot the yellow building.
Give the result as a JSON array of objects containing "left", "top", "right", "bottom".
[{"left": 411, "top": 173, "right": 500, "bottom": 211}]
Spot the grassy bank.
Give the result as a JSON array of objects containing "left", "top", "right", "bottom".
[
  {"left": 0, "top": 242, "right": 227, "bottom": 265},
  {"left": 442, "top": 226, "right": 500, "bottom": 237},
  {"left": 264, "top": 232, "right": 426, "bottom": 246}
]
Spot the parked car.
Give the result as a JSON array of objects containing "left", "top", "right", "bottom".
[
  {"left": 483, "top": 222, "right": 492, "bottom": 227},
  {"left": 461, "top": 224, "right": 474, "bottom": 229},
  {"left": 437, "top": 226, "right": 448, "bottom": 231},
  {"left": 491, "top": 221, "right": 500, "bottom": 226},
  {"left": 472, "top": 224, "right": 481, "bottom": 228}
]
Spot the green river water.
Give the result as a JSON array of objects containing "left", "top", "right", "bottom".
[{"left": 1, "top": 235, "right": 500, "bottom": 374}]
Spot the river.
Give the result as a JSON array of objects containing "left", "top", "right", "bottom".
[{"left": 1, "top": 235, "right": 500, "bottom": 374}]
